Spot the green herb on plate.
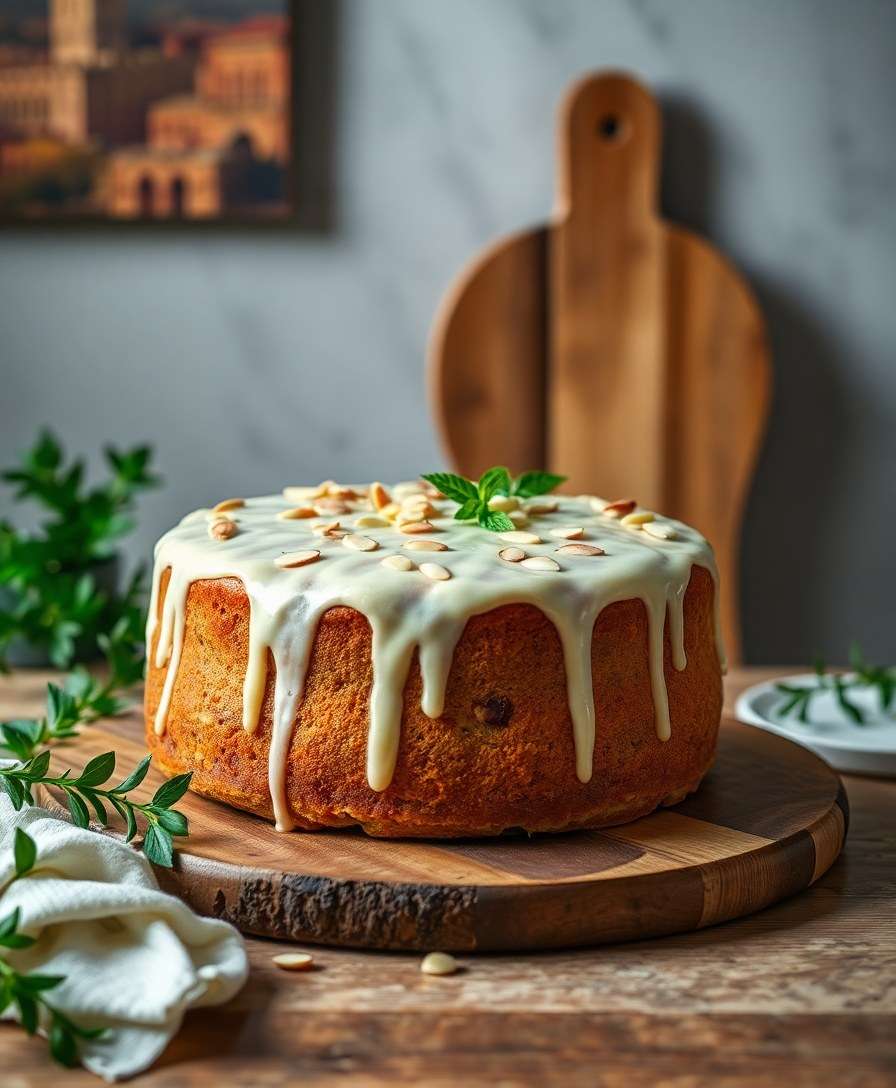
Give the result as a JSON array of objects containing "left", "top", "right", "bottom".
[{"left": 422, "top": 467, "right": 567, "bottom": 533}]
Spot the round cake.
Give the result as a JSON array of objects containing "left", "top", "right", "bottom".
[{"left": 144, "top": 479, "right": 725, "bottom": 837}]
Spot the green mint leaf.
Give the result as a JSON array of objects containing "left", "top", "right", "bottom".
[
  {"left": 478, "top": 509, "right": 515, "bottom": 533},
  {"left": 113, "top": 754, "right": 152, "bottom": 795},
  {"left": 421, "top": 472, "right": 478, "bottom": 505},
  {"left": 0, "top": 908, "right": 22, "bottom": 941},
  {"left": 13, "top": 828, "right": 37, "bottom": 878},
  {"left": 49, "top": 1016, "right": 79, "bottom": 1068},
  {"left": 512, "top": 471, "right": 567, "bottom": 498},
  {"left": 14, "top": 974, "right": 65, "bottom": 995},
  {"left": 154, "top": 808, "right": 189, "bottom": 837},
  {"left": 142, "top": 823, "right": 174, "bottom": 868},
  {"left": 1, "top": 775, "right": 26, "bottom": 811},
  {"left": 477, "top": 466, "right": 511, "bottom": 502},
  {"left": 27, "top": 750, "right": 51, "bottom": 779},
  {"left": 151, "top": 772, "right": 192, "bottom": 810},
  {"left": 0, "top": 932, "right": 36, "bottom": 950},
  {"left": 453, "top": 498, "right": 481, "bottom": 521},
  {"left": 65, "top": 790, "right": 91, "bottom": 829},
  {"left": 75, "top": 751, "right": 116, "bottom": 789},
  {"left": 15, "top": 993, "right": 39, "bottom": 1035}
]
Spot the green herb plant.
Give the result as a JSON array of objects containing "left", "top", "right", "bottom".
[
  {"left": 1, "top": 827, "right": 106, "bottom": 1067},
  {"left": 775, "top": 643, "right": 896, "bottom": 725},
  {"left": 422, "top": 467, "right": 567, "bottom": 532},
  {"left": 0, "top": 431, "right": 159, "bottom": 669},
  {"left": 0, "top": 748, "right": 191, "bottom": 870}
]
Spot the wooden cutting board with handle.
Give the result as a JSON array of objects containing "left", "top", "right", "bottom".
[{"left": 429, "top": 72, "right": 771, "bottom": 662}]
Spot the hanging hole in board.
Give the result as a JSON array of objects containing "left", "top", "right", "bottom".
[{"left": 597, "top": 114, "right": 627, "bottom": 142}]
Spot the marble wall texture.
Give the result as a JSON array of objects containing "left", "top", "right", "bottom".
[{"left": 1, "top": 0, "right": 894, "bottom": 662}]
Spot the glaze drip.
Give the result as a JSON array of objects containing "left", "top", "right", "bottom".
[{"left": 147, "top": 486, "right": 723, "bottom": 832}]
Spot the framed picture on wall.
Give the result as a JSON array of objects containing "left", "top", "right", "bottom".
[{"left": 0, "top": 0, "right": 294, "bottom": 222}]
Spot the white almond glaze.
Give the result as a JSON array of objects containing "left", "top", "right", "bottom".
[{"left": 147, "top": 486, "right": 725, "bottom": 832}]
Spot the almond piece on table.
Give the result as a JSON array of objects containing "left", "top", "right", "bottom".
[
  {"left": 520, "top": 555, "right": 561, "bottom": 573},
  {"left": 272, "top": 952, "right": 314, "bottom": 972},
  {"left": 498, "top": 546, "right": 526, "bottom": 563},
  {"left": 343, "top": 534, "right": 379, "bottom": 552},
  {"left": 314, "top": 499, "right": 350, "bottom": 516},
  {"left": 420, "top": 562, "right": 451, "bottom": 581},
  {"left": 212, "top": 498, "right": 244, "bottom": 513},
  {"left": 548, "top": 526, "right": 584, "bottom": 540},
  {"left": 209, "top": 518, "right": 238, "bottom": 540},
  {"left": 508, "top": 510, "right": 530, "bottom": 527},
  {"left": 355, "top": 514, "right": 391, "bottom": 528},
  {"left": 420, "top": 951, "right": 458, "bottom": 976},
  {"left": 274, "top": 549, "right": 321, "bottom": 569},
  {"left": 400, "top": 521, "right": 436, "bottom": 535},
  {"left": 402, "top": 540, "right": 448, "bottom": 551},
  {"left": 382, "top": 554, "right": 413, "bottom": 571},
  {"left": 556, "top": 543, "right": 605, "bottom": 556},
  {"left": 500, "top": 530, "right": 541, "bottom": 545},
  {"left": 525, "top": 498, "right": 559, "bottom": 515}
]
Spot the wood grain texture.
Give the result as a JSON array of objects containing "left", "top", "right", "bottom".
[
  {"left": 428, "top": 72, "right": 772, "bottom": 662},
  {"left": 2, "top": 669, "right": 893, "bottom": 1088},
  {"left": 33, "top": 699, "right": 844, "bottom": 952}
]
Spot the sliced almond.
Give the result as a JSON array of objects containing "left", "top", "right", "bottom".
[
  {"left": 381, "top": 554, "right": 413, "bottom": 571},
  {"left": 556, "top": 542, "right": 605, "bottom": 557},
  {"left": 400, "top": 521, "right": 436, "bottom": 535},
  {"left": 278, "top": 506, "right": 316, "bottom": 520},
  {"left": 213, "top": 498, "right": 244, "bottom": 513},
  {"left": 400, "top": 500, "right": 437, "bottom": 520},
  {"left": 355, "top": 514, "right": 390, "bottom": 529},
  {"left": 643, "top": 522, "right": 677, "bottom": 541},
  {"left": 380, "top": 502, "right": 401, "bottom": 522},
  {"left": 420, "top": 951, "right": 458, "bottom": 976},
  {"left": 498, "top": 546, "right": 526, "bottom": 563},
  {"left": 621, "top": 511, "right": 655, "bottom": 527},
  {"left": 602, "top": 499, "right": 637, "bottom": 519},
  {"left": 393, "top": 481, "right": 423, "bottom": 500},
  {"left": 588, "top": 497, "right": 608, "bottom": 514},
  {"left": 520, "top": 555, "right": 561, "bottom": 573},
  {"left": 508, "top": 510, "right": 530, "bottom": 528},
  {"left": 370, "top": 481, "right": 391, "bottom": 510},
  {"left": 274, "top": 549, "right": 320, "bottom": 569},
  {"left": 327, "top": 484, "right": 360, "bottom": 499},
  {"left": 272, "top": 952, "right": 314, "bottom": 972},
  {"left": 402, "top": 539, "right": 448, "bottom": 552},
  {"left": 313, "top": 479, "right": 336, "bottom": 497},
  {"left": 548, "top": 526, "right": 584, "bottom": 540},
  {"left": 500, "top": 530, "right": 541, "bottom": 545},
  {"left": 420, "top": 562, "right": 451, "bottom": 581},
  {"left": 209, "top": 518, "right": 237, "bottom": 540},
  {"left": 343, "top": 534, "right": 379, "bottom": 552},
  {"left": 488, "top": 495, "right": 518, "bottom": 513},
  {"left": 312, "top": 520, "right": 341, "bottom": 536},
  {"left": 524, "top": 498, "right": 558, "bottom": 515}
]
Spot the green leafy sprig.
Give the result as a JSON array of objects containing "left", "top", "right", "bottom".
[
  {"left": 775, "top": 643, "right": 896, "bottom": 726},
  {"left": 1, "top": 828, "right": 105, "bottom": 1067},
  {"left": 0, "top": 751, "right": 191, "bottom": 869},
  {"left": 0, "top": 430, "right": 159, "bottom": 670},
  {"left": 422, "top": 467, "right": 567, "bottom": 532}
]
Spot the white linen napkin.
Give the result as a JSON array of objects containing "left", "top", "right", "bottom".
[{"left": 0, "top": 777, "right": 249, "bottom": 1081}]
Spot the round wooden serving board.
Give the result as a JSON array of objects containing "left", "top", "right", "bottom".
[{"left": 40, "top": 713, "right": 847, "bottom": 952}]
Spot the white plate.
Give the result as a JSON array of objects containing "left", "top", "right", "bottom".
[{"left": 735, "top": 673, "right": 896, "bottom": 777}]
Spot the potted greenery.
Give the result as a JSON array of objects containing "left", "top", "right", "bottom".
[{"left": 0, "top": 431, "right": 159, "bottom": 670}]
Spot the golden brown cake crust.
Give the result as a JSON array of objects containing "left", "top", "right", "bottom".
[{"left": 144, "top": 565, "right": 723, "bottom": 837}]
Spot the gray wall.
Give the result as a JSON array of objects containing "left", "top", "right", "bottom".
[{"left": 1, "top": 0, "right": 894, "bottom": 663}]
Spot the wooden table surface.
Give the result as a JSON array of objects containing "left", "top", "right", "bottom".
[{"left": 2, "top": 667, "right": 894, "bottom": 1087}]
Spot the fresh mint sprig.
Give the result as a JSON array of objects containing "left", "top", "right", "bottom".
[
  {"left": 0, "top": 751, "right": 191, "bottom": 869},
  {"left": 775, "top": 643, "right": 895, "bottom": 726},
  {"left": 422, "top": 466, "right": 567, "bottom": 533},
  {"left": 1, "top": 827, "right": 106, "bottom": 1067}
]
